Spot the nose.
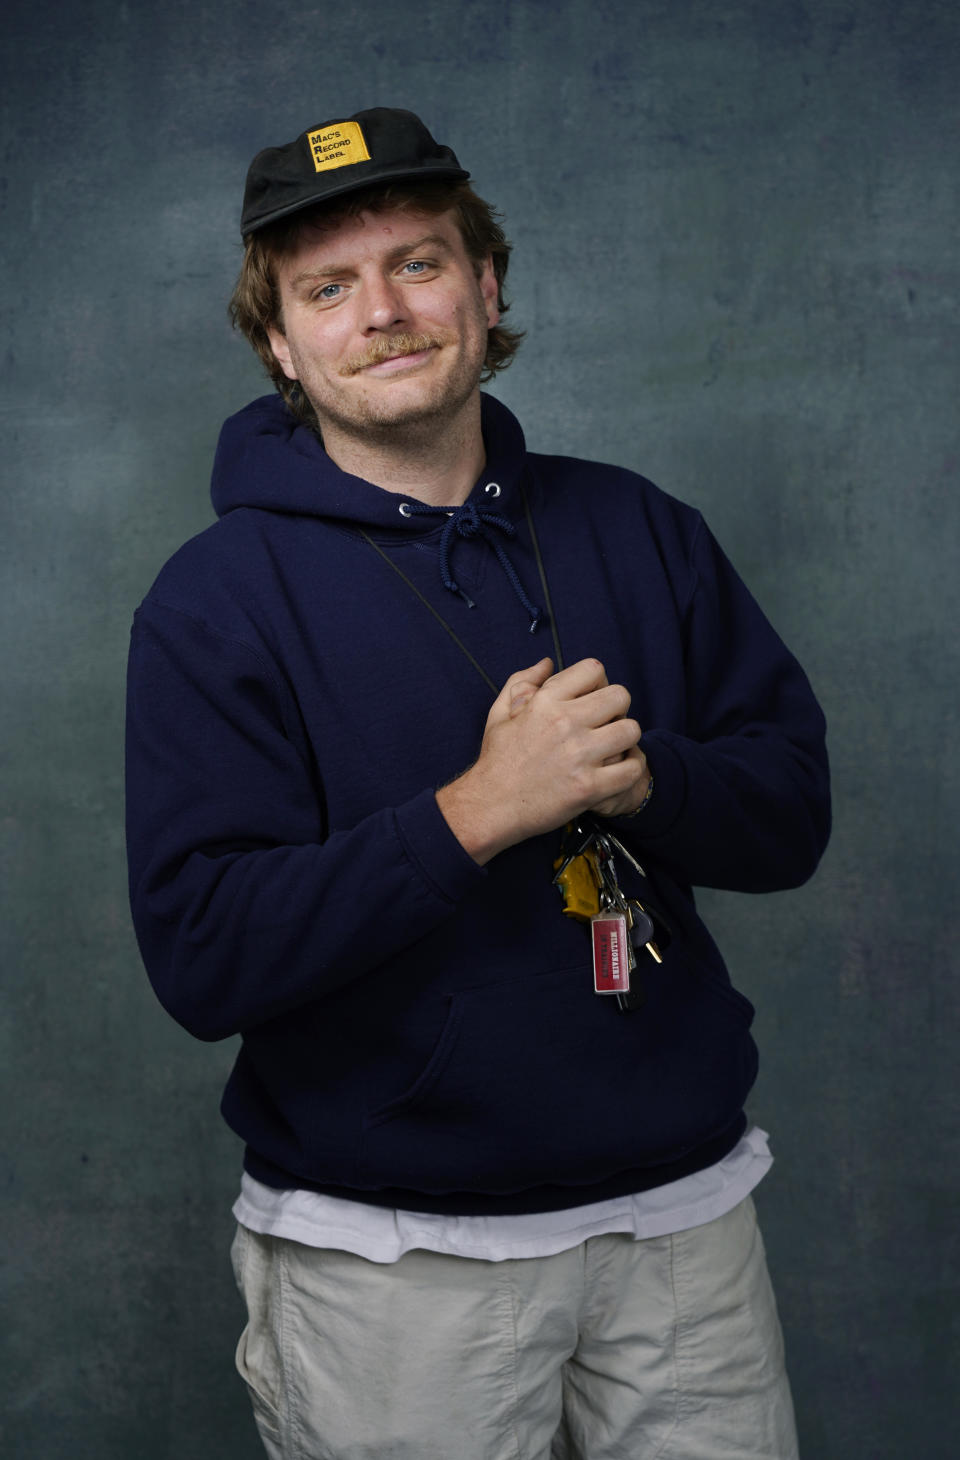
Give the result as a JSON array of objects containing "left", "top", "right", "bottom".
[{"left": 360, "top": 271, "right": 409, "bottom": 333}]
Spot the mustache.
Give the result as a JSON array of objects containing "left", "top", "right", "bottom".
[{"left": 339, "top": 333, "right": 443, "bottom": 376}]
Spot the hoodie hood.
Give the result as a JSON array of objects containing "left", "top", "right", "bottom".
[{"left": 210, "top": 391, "right": 529, "bottom": 532}]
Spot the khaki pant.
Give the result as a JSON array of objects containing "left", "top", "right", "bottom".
[{"left": 231, "top": 1196, "right": 798, "bottom": 1459}]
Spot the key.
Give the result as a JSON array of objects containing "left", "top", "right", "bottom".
[
  {"left": 628, "top": 900, "right": 663, "bottom": 964},
  {"left": 600, "top": 828, "right": 647, "bottom": 880},
  {"left": 600, "top": 830, "right": 674, "bottom": 957},
  {"left": 595, "top": 837, "right": 636, "bottom": 954},
  {"left": 593, "top": 833, "right": 624, "bottom": 907},
  {"left": 552, "top": 819, "right": 597, "bottom": 884},
  {"left": 621, "top": 903, "right": 638, "bottom": 973}
]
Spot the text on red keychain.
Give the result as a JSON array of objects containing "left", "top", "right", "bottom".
[{"left": 591, "top": 911, "right": 631, "bottom": 994}]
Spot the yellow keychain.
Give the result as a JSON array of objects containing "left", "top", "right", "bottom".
[{"left": 553, "top": 844, "right": 602, "bottom": 922}]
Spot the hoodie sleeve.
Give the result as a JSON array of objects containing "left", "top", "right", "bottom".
[
  {"left": 125, "top": 600, "right": 485, "bottom": 1041},
  {"left": 607, "top": 516, "right": 831, "bottom": 892}
]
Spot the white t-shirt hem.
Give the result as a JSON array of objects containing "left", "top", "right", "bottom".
[{"left": 232, "top": 1126, "right": 773, "bottom": 1264}]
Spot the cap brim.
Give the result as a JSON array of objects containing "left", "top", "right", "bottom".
[{"left": 242, "top": 163, "right": 470, "bottom": 237}]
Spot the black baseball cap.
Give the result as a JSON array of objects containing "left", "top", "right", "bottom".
[{"left": 240, "top": 107, "right": 469, "bottom": 237}]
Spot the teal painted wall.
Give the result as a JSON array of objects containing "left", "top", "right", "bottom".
[{"left": 2, "top": 2, "right": 957, "bottom": 1454}]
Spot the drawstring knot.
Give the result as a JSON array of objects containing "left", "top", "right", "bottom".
[{"left": 398, "top": 499, "right": 542, "bottom": 630}]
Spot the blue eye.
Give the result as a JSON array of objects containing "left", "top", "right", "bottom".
[
  {"left": 403, "top": 260, "right": 427, "bottom": 274},
  {"left": 318, "top": 283, "right": 342, "bottom": 300}
]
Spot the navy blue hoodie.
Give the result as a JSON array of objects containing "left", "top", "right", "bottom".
[{"left": 125, "top": 393, "right": 830, "bottom": 1215}]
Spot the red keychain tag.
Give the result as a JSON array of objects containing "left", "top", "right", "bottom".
[{"left": 591, "top": 911, "right": 631, "bottom": 994}]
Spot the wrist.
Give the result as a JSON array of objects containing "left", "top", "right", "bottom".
[
  {"left": 616, "top": 773, "right": 654, "bottom": 819},
  {"left": 435, "top": 772, "right": 516, "bottom": 866}
]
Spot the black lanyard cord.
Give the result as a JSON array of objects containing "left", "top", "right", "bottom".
[
  {"left": 520, "top": 477, "right": 565, "bottom": 673},
  {"left": 357, "top": 527, "right": 499, "bottom": 693}
]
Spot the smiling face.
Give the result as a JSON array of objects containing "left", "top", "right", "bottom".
[{"left": 266, "top": 205, "right": 500, "bottom": 454}]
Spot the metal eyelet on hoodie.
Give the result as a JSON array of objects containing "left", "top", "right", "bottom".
[
  {"left": 484, "top": 482, "right": 502, "bottom": 498},
  {"left": 398, "top": 503, "right": 413, "bottom": 517}
]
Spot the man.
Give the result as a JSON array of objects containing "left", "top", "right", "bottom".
[{"left": 126, "top": 107, "right": 830, "bottom": 1458}]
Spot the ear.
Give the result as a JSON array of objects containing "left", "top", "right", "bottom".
[
  {"left": 267, "top": 324, "right": 298, "bottom": 382},
  {"left": 478, "top": 255, "right": 500, "bottom": 328}
]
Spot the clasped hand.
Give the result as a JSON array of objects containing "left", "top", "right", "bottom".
[{"left": 436, "top": 657, "right": 650, "bottom": 865}]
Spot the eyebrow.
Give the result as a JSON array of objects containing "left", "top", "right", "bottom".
[{"left": 288, "top": 233, "right": 455, "bottom": 289}]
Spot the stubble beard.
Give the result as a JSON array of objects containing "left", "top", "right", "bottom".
[
  {"left": 322, "top": 361, "right": 478, "bottom": 448},
  {"left": 291, "top": 306, "right": 490, "bottom": 450}
]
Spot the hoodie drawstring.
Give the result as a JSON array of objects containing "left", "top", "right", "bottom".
[{"left": 398, "top": 499, "right": 542, "bottom": 631}]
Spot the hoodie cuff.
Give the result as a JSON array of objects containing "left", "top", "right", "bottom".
[
  {"left": 393, "top": 787, "right": 488, "bottom": 905},
  {"left": 603, "top": 731, "right": 688, "bottom": 843}
]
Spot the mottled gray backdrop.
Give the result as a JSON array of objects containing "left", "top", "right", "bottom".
[{"left": 2, "top": 1, "right": 957, "bottom": 1456}]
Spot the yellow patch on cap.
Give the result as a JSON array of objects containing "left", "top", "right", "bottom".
[{"left": 306, "top": 121, "right": 371, "bottom": 174}]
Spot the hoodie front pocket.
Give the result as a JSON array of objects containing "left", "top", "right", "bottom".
[{"left": 357, "top": 958, "right": 757, "bottom": 1198}]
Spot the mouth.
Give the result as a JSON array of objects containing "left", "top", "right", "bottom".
[
  {"left": 360, "top": 346, "right": 436, "bottom": 376},
  {"left": 341, "top": 334, "right": 443, "bottom": 377}
]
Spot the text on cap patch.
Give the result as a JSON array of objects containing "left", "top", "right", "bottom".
[{"left": 306, "top": 121, "right": 371, "bottom": 174}]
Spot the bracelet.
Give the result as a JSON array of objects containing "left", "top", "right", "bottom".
[{"left": 623, "top": 775, "right": 654, "bottom": 817}]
